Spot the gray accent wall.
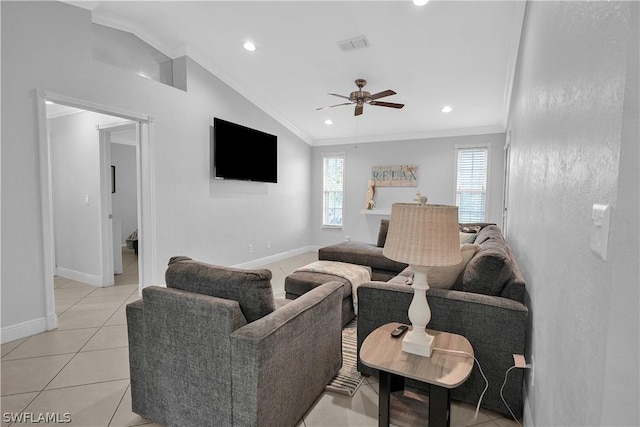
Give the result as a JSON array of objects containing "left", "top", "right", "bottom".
[{"left": 506, "top": 2, "right": 639, "bottom": 425}]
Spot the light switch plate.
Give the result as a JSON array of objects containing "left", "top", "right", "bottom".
[{"left": 590, "top": 203, "right": 610, "bottom": 261}]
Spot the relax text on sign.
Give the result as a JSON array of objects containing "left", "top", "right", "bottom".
[{"left": 371, "top": 165, "right": 418, "bottom": 187}]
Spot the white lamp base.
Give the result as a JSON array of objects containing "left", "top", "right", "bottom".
[
  {"left": 402, "top": 328, "right": 434, "bottom": 357},
  {"left": 402, "top": 266, "right": 434, "bottom": 357}
]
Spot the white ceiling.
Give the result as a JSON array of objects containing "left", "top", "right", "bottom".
[{"left": 65, "top": 1, "right": 526, "bottom": 146}]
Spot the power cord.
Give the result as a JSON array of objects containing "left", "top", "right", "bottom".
[
  {"left": 432, "top": 348, "right": 488, "bottom": 424},
  {"left": 432, "top": 348, "right": 526, "bottom": 426},
  {"left": 500, "top": 366, "right": 523, "bottom": 427}
]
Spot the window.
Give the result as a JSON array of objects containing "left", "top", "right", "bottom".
[
  {"left": 322, "top": 153, "right": 345, "bottom": 227},
  {"left": 456, "top": 146, "right": 489, "bottom": 222}
]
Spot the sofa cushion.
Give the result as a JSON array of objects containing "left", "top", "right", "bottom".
[
  {"left": 165, "top": 256, "right": 275, "bottom": 322},
  {"left": 473, "top": 224, "right": 504, "bottom": 245},
  {"left": 376, "top": 219, "right": 390, "bottom": 247},
  {"left": 319, "top": 241, "right": 408, "bottom": 273},
  {"left": 388, "top": 266, "right": 414, "bottom": 285},
  {"left": 427, "top": 243, "right": 479, "bottom": 289},
  {"left": 459, "top": 239, "right": 513, "bottom": 296}
]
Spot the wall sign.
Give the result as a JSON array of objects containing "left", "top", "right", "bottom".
[{"left": 371, "top": 164, "right": 418, "bottom": 187}]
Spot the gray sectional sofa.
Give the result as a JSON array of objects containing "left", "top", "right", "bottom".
[{"left": 319, "top": 222, "right": 528, "bottom": 418}]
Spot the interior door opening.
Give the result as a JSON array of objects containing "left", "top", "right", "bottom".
[{"left": 36, "top": 89, "right": 155, "bottom": 331}]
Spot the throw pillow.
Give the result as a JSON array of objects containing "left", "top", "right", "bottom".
[
  {"left": 459, "top": 231, "right": 478, "bottom": 244},
  {"left": 459, "top": 224, "right": 482, "bottom": 233},
  {"left": 377, "top": 219, "right": 390, "bottom": 247},
  {"left": 460, "top": 240, "right": 513, "bottom": 296},
  {"left": 165, "top": 256, "right": 276, "bottom": 322},
  {"left": 426, "top": 244, "right": 479, "bottom": 289}
]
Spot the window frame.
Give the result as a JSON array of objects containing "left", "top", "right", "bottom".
[
  {"left": 454, "top": 144, "right": 491, "bottom": 223},
  {"left": 321, "top": 151, "right": 346, "bottom": 228}
]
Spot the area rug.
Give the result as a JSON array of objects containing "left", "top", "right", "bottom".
[{"left": 325, "top": 319, "right": 365, "bottom": 396}]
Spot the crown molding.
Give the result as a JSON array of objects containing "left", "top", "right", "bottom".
[
  {"left": 184, "top": 45, "right": 314, "bottom": 146},
  {"left": 91, "top": 9, "right": 184, "bottom": 59},
  {"left": 311, "top": 125, "right": 506, "bottom": 147}
]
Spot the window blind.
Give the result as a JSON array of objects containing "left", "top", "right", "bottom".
[
  {"left": 456, "top": 147, "right": 488, "bottom": 222},
  {"left": 322, "top": 154, "right": 344, "bottom": 227}
]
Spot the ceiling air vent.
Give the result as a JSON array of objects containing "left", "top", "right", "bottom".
[{"left": 337, "top": 35, "right": 370, "bottom": 52}]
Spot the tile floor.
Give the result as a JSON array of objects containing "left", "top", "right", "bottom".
[{"left": 1, "top": 249, "right": 521, "bottom": 427}]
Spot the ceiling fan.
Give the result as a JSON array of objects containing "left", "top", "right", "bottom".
[{"left": 316, "top": 79, "right": 405, "bottom": 116}]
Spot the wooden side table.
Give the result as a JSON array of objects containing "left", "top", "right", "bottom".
[{"left": 360, "top": 322, "right": 474, "bottom": 427}]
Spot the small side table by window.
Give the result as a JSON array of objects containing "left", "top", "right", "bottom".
[{"left": 360, "top": 322, "right": 474, "bottom": 427}]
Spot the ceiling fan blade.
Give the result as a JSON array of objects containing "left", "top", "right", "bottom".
[
  {"left": 368, "top": 90, "right": 396, "bottom": 100},
  {"left": 316, "top": 102, "right": 353, "bottom": 111},
  {"left": 328, "top": 93, "right": 352, "bottom": 101},
  {"left": 369, "top": 101, "right": 405, "bottom": 109},
  {"left": 354, "top": 104, "right": 364, "bottom": 116}
]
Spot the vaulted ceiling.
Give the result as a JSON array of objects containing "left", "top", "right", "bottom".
[{"left": 65, "top": 1, "right": 526, "bottom": 146}]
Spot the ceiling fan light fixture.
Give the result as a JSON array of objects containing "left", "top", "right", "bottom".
[
  {"left": 441, "top": 105, "right": 453, "bottom": 113},
  {"left": 413, "top": 0, "right": 429, "bottom": 6},
  {"left": 317, "top": 79, "right": 405, "bottom": 116},
  {"left": 243, "top": 41, "right": 256, "bottom": 52}
]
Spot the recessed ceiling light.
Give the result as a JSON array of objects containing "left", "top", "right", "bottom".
[
  {"left": 441, "top": 105, "right": 453, "bottom": 113},
  {"left": 243, "top": 41, "right": 256, "bottom": 52},
  {"left": 413, "top": 0, "right": 429, "bottom": 6},
  {"left": 45, "top": 100, "right": 54, "bottom": 105},
  {"left": 324, "top": 119, "right": 334, "bottom": 125}
]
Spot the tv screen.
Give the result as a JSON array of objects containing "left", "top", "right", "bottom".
[{"left": 212, "top": 118, "right": 277, "bottom": 183}]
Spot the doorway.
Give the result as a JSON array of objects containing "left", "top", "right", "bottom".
[
  {"left": 99, "top": 122, "right": 139, "bottom": 283},
  {"left": 36, "top": 89, "right": 156, "bottom": 331}
]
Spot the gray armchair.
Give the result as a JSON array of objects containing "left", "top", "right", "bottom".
[{"left": 127, "top": 256, "right": 343, "bottom": 427}]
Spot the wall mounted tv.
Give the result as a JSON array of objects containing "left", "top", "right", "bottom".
[{"left": 212, "top": 117, "right": 277, "bottom": 183}]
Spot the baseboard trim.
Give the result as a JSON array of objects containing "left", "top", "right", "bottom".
[
  {"left": 233, "top": 245, "right": 320, "bottom": 269},
  {"left": 55, "top": 267, "right": 105, "bottom": 287},
  {"left": 1, "top": 317, "right": 48, "bottom": 344}
]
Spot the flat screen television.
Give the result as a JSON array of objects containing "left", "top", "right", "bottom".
[{"left": 212, "top": 118, "right": 277, "bottom": 183}]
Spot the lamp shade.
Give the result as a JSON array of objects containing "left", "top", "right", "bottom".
[{"left": 383, "top": 203, "right": 461, "bottom": 266}]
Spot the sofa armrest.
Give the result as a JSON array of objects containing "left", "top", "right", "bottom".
[
  {"left": 230, "top": 281, "right": 343, "bottom": 427},
  {"left": 125, "top": 299, "right": 145, "bottom": 417},
  {"left": 356, "top": 281, "right": 528, "bottom": 417}
]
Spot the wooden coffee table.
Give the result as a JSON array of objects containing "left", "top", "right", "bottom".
[{"left": 360, "top": 322, "right": 474, "bottom": 427}]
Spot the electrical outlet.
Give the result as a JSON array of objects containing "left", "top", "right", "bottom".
[
  {"left": 513, "top": 353, "right": 534, "bottom": 388},
  {"left": 513, "top": 354, "right": 526, "bottom": 368},
  {"left": 248, "top": 244, "right": 253, "bottom": 253}
]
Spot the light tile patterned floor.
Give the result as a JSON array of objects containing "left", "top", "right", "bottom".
[{"left": 1, "top": 249, "right": 521, "bottom": 427}]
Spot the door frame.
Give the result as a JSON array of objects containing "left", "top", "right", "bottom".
[
  {"left": 502, "top": 130, "right": 512, "bottom": 236},
  {"left": 36, "top": 89, "right": 156, "bottom": 331},
  {"left": 98, "top": 121, "right": 138, "bottom": 285}
]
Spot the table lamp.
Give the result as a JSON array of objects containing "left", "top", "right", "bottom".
[{"left": 383, "top": 203, "right": 461, "bottom": 357}]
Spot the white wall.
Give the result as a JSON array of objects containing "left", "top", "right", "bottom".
[
  {"left": 111, "top": 141, "right": 138, "bottom": 245},
  {"left": 506, "top": 1, "right": 639, "bottom": 425},
  {"left": 310, "top": 133, "right": 505, "bottom": 246},
  {"left": 49, "top": 111, "right": 129, "bottom": 282},
  {"left": 1, "top": 2, "right": 311, "bottom": 338}
]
